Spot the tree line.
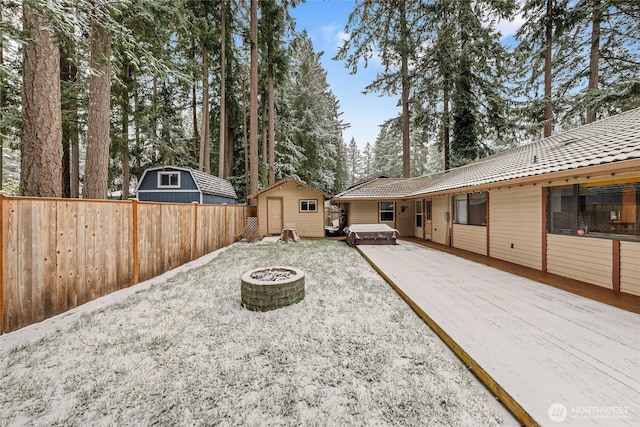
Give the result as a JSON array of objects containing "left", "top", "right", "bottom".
[
  {"left": 339, "top": 0, "right": 639, "bottom": 182},
  {"left": 1, "top": 0, "right": 348, "bottom": 200},
  {"left": 1, "top": 0, "right": 638, "bottom": 198}
]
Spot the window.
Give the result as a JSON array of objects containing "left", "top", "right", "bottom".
[
  {"left": 415, "top": 201, "right": 423, "bottom": 227},
  {"left": 380, "top": 202, "right": 395, "bottom": 222},
  {"left": 158, "top": 171, "right": 180, "bottom": 188},
  {"left": 548, "top": 183, "right": 639, "bottom": 240},
  {"left": 299, "top": 199, "right": 317, "bottom": 212},
  {"left": 454, "top": 192, "right": 487, "bottom": 226},
  {"left": 426, "top": 200, "right": 432, "bottom": 221}
]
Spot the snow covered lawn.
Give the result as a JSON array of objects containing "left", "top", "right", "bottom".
[{"left": 1, "top": 240, "right": 508, "bottom": 425}]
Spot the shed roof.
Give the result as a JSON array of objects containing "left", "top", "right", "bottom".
[
  {"left": 140, "top": 166, "right": 238, "bottom": 199},
  {"left": 247, "top": 177, "right": 330, "bottom": 199},
  {"left": 334, "top": 107, "right": 640, "bottom": 201}
]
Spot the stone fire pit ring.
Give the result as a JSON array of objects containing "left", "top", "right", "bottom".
[{"left": 241, "top": 266, "right": 305, "bottom": 312}]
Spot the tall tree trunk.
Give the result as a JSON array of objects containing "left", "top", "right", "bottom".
[
  {"left": 218, "top": 0, "right": 226, "bottom": 178},
  {"left": 399, "top": 0, "right": 410, "bottom": 178},
  {"left": 249, "top": 0, "right": 259, "bottom": 202},
  {"left": 192, "top": 78, "right": 199, "bottom": 159},
  {"left": 134, "top": 72, "right": 142, "bottom": 180},
  {"left": 268, "top": 48, "right": 276, "bottom": 185},
  {"left": 443, "top": 76, "right": 450, "bottom": 171},
  {"left": 84, "top": 23, "right": 112, "bottom": 199},
  {"left": 200, "top": 34, "right": 210, "bottom": 173},
  {"left": 21, "top": 3, "right": 63, "bottom": 197},
  {"left": 121, "top": 62, "right": 130, "bottom": 200},
  {"left": 70, "top": 54, "right": 80, "bottom": 198},
  {"left": 261, "top": 93, "right": 267, "bottom": 186},
  {"left": 242, "top": 77, "right": 249, "bottom": 197},
  {"left": 543, "top": 0, "right": 553, "bottom": 137},
  {"left": 224, "top": 110, "right": 233, "bottom": 177},
  {"left": 1, "top": 22, "right": 5, "bottom": 190},
  {"left": 60, "top": 50, "right": 71, "bottom": 198},
  {"left": 586, "top": 0, "right": 601, "bottom": 124}
]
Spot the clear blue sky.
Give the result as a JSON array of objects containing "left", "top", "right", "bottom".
[{"left": 289, "top": 0, "right": 524, "bottom": 150}]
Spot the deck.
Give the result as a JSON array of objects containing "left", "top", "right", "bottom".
[{"left": 358, "top": 240, "right": 640, "bottom": 426}]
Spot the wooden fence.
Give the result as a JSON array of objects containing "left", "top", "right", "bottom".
[{"left": 0, "top": 195, "right": 256, "bottom": 333}]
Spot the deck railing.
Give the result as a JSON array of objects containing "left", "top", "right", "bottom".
[{"left": 0, "top": 195, "right": 256, "bottom": 333}]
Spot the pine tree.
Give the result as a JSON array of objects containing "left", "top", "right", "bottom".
[
  {"left": 20, "top": 2, "right": 62, "bottom": 197},
  {"left": 347, "top": 137, "right": 362, "bottom": 184}
]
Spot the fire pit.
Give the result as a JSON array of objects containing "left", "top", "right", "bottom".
[{"left": 241, "top": 266, "right": 305, "bottom": 311}]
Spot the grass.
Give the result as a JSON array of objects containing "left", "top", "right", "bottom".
[{"left": 0, "top": 240, "right": 506, "bottom": 426}]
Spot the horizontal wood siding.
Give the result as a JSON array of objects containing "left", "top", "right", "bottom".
[
  {"left": 348, "top": 202, "right": 379, "bottom": 225},
  {"left": 620, "top": 241, "right": 640, "bottom": 296},
  {"left": 547, "top": 235, "right": 613, "bottom": 288},
  {"left": 489, "top": 186, "right": 542, "bottom": 270},
  {"left": 452, "top": 224, "right": 487, "bottom": 255},
  {"left": 257, "top": 181, "right": 325, "bottom": 237},
  {"left": 1, "top": 196, "right": 253, "bottom": 333},
  {"left": 395, "top": 201, "right": 413, "bottom": 237},
  {"left": 431, "top": 196, "right": 449, "bottom": 245}
]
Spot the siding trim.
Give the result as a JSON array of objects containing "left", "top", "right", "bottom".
[
  {"left": 486, "top": 192, "right": 490, "bottom": 257},
  {"left": 541, "top": 186, "right": 547, "bottom": 273},
  {"left": 613, "top": 240, "right": 621, "bottom": 292}
]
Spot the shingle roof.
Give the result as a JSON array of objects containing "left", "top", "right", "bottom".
[
  {"left": 410, "top": 108, "right": 640, "bottom": 196},
  {"left": 334, "top": 108, "right": 640, "bottom": 201},
  {"left": 187, "top": 168, "right": 238, "bottom": 199},
  {"left": 333, "top": 176, "right": 433, "bottom": 200}
]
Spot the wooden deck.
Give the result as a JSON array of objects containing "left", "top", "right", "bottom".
[{"left": 358, "top": 240, "right": 640, "bottom": 426}]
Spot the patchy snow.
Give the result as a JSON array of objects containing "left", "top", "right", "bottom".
[{"left": 1, "top": 240, "right": 514, "bottom": 426}]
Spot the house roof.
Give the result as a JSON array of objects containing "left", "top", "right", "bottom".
[
  {"left": 247, "top": 177, "right": 331, "bottom": 199},
  {"left": 334, "top": 107, "right": 640, "bottom": 201},
  {"left": 139, "top": 166, "right": 238, "bottom": 199},
  {"left": 333, "top": 176, "right": 433, "bottom": 201}
]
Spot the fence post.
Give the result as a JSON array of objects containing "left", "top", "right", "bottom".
[
  {"left": 224, "top": 204, "right": 228, "bottom": 246},
  {"left": 0, "top": 193, "right": 4, "bottom": 333},
  {"left": 192, "top": 202, "right": 198, "bottom": 260},
  {"left": 132, "top": 200, "right": 139, "bottom": 284}
]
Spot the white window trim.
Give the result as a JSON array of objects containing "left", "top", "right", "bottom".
[
  {"left": 299, "top": 199, "right": 318, "bottom": 212},
  {"left": 379, "top": 201, "right": 395, "bottom": 222},
  {"left": 158, "top": 171, "right": 181, "bottom": 189}
]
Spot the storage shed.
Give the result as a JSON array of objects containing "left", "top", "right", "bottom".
[
  {"left": 249, "top": 178, "right": 329, "bottom": 238},
  {"left": 136, "top": 166, "right": 237, "bottom": 204}
]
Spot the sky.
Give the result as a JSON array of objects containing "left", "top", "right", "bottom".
[{"left": 289, "top": 0, "right": 525, "bottom": 149}]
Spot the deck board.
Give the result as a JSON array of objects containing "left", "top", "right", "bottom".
[{"left": 358, "top": 240, "right": 640, "bottom": 426}]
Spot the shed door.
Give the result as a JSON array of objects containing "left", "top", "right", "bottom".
[{"left": 267, "top": 197, "right": 284, "bottom": 234}]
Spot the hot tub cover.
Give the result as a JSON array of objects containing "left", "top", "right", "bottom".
[{"left": 345, "top": 224, "right": 399, "bottom": 247}]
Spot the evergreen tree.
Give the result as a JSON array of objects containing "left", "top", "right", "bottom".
[{"left": 347, "top": 137, "right": 362, "bottom": 184}]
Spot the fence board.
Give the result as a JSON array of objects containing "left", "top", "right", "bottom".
[{"left": 1, "top": 196, "right": 253, "bottom": 333}]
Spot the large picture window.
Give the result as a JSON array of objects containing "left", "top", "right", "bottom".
[
  {"left": 454, "top": 193, "right": 487, "bottom": 226},
  {"left": 158, "top": 171, "right": 180, "bottom": 188},
  {"left": 380, "top": 202, "right": 395, "bottom": 222},
  {"left": 548, "top": 183, "right": 639, "bottom": 240}
]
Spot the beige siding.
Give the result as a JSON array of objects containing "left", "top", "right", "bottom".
[
  {"left": 489, "top": 186, "right": 542, "bottom": 270},
  {"left": 348, "top": 201, "right": 379, "bottom": 225},
  {"left": 431, "top": 195, "right": 449, "bottom": 245},
  {"left": 547, "top": 235, "right": 613, "bottom": 288},
  {"left": 395, "top": 201, "right": 414, "bottom": 237},
  {"left": 453, "top": 224, "right": 487, "bottom": 255},
  {"left": 257, "top": 181, "right": 325, "bottom": 237},
  {"left": 620, "top": 241, "right": 640, "bottom": 296}
]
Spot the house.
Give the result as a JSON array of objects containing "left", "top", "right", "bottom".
[
  {"left": 136, "top": 166, "right": 238, "bottom": 204},
  {"left": 333, "top": 107, "right": 640, "bottom": 297},
  {"left": 249, "top": 178, "right": 330, "bottom": 238}
]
